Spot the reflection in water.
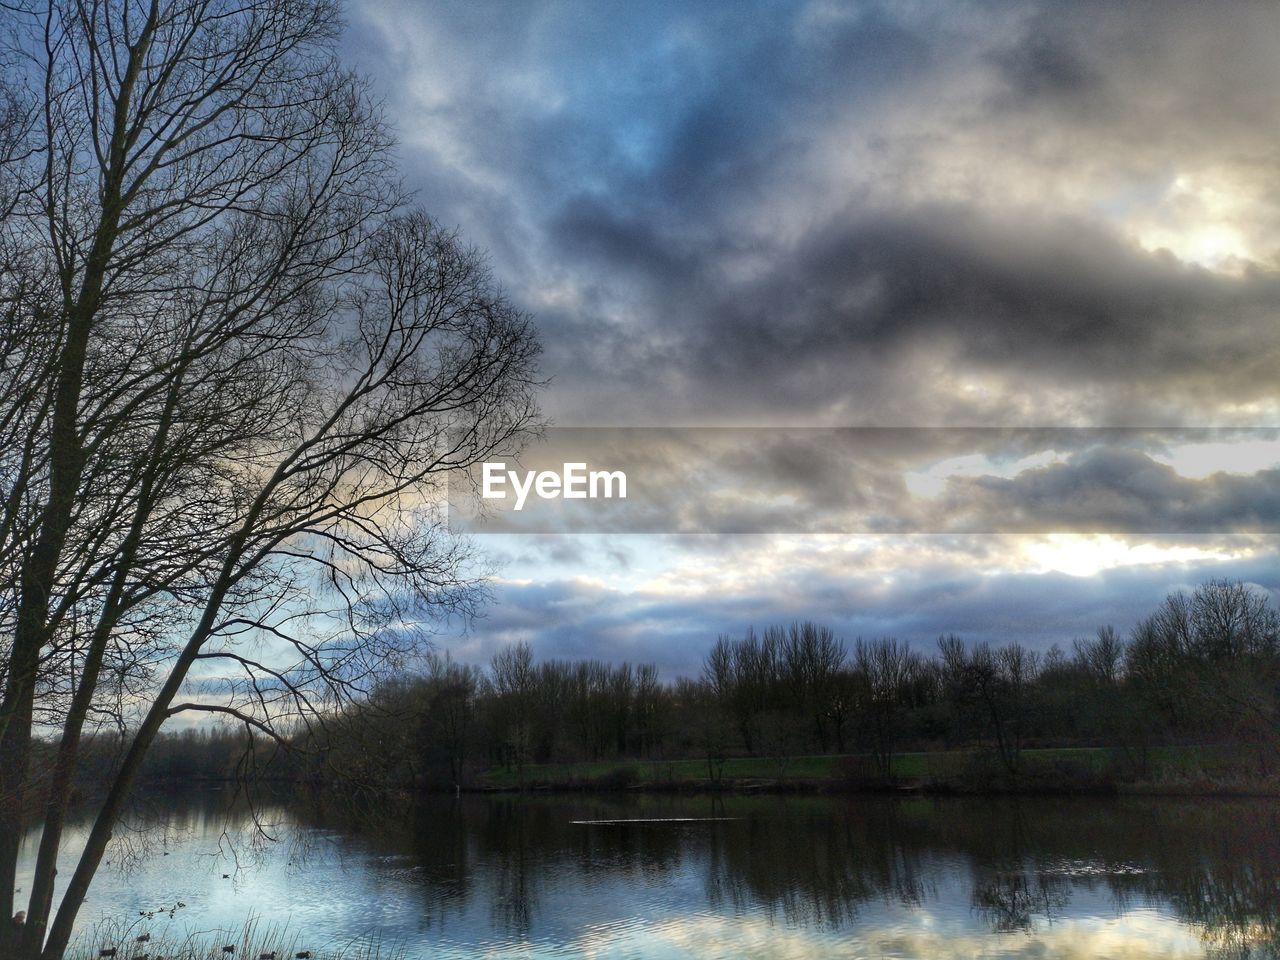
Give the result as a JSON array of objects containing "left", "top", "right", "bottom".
[
  {"left": 17, "top": 791, "right": 1280, "bottom": 959},
  {"left": 971, "top": 870, "right": 1072, "bottom": 933}
]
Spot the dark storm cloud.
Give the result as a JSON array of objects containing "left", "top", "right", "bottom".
[
  {"left": 943, "top": 448, "right": 1280, "bottom": 534},
  {"left": 345, "top": 0, "right": 1280, "bottom": 668},
  {"left": 349, "top": 0, "right": 1280, "bottom": 427},
  {"left": 990, "top": 29, "right": 1098, "bottom": 100},
  {"left": 656, "top": 209, "right": 1280, "bottom": 421}
]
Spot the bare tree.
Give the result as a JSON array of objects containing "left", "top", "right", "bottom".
[
  {"left": 1074, "top": 625, "right": 1124, "bottom": 687},
  {"left": 994, "top": 643, "right": 1041, "bottom": 773},
  {"left": 724, "top": 626, "right": 782, "bottom": 755},
  {"left": 938, "top": 638, "right": 1040, "bottom": 775},
  {"left": 490, "top": 641, "right": 536, "bottom": 789},
  {"left": 0, "top": 2, "right": 540, "bottom": 956},
  {"left": 853, "top": 637, "right": 916, "bottom": 781},
  {"left": 678, "top": 675, "right": 730, "bottom": 786},
  {"left": 633, "top": 661, "right": 661, "bottom": 758},
  {"left": 781, "top": 620, "right": 846, "bottom": 750},
  {"left": 421, "top": 652, "right": 481, "bottom": 790},
  {"left": 1129, "top": 579, "right": 1280, "bottom": 772}
]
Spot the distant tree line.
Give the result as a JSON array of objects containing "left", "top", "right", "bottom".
[
  {"left": 51, "top": 578, "right": 1277, "bottom": 794},
  {"left": 307, "top": 578, "right": 1278, "bottom": 790},
  {"left": 26, "top": 727, "right": 276, "bottom": 797}
]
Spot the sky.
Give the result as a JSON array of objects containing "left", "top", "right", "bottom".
[{"left": 338, "top": 0, "right": 1280, "bottom": 678}]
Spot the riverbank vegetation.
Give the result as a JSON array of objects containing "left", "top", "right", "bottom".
[
  {"left": 65, "top": 577, "right": 1272, "bottom": 798},
  {"left": 312, "top": 577, "right": 1278, "bottom": 796},
  {"left": 66, "top": 916, "right": 397, "bottom": 960}
]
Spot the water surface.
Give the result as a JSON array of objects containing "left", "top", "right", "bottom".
[{"left": 18, "top": 790, "right": 1280, "bottom": 958}]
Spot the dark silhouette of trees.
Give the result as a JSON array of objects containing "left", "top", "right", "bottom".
[
  {"left": 781, "top": 621, "right": 846, "bottom": 750},
  {"left": 310, "top": 579, "right": 1280, "bottom": 797},
  {"left": 633, "top": 662, "right": 663, "bottom": 758},
  {"left": 1128, "top": 578, "right": 1280, "bottom": 773},
  {"left": 0, "top": 0, "right": 540, "bottom": 955},
  {"left": 490, "top": 641, "right": 536, "bottom": 788},
  {"left": 937, "top": 638, "right": 1042, "bottom": 773},
  {"left": 420, "top": 654, "right": 482, "bottom": 791},
  {"left": 853, "top": 637, "right": 918, "bottom": 780}
]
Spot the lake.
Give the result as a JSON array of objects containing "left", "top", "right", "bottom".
[{"left": 17, "top": 790, "right": 1280, "bottom": 958}]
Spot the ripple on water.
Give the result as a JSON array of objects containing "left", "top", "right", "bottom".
[{"left": 36, "top": 793, "right": 1279, "bottom": 960}]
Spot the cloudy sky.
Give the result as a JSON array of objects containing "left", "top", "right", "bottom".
[{"left": 341, "top": 0, "right": 1280, "bottom": 676}]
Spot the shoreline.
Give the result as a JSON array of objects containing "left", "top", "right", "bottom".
[
  {"left": 459, "top": 776, "right": 1280, "bottom": 799},
  {"left": 76, "top": 746, "right": 1276, "bottom": 805},
  {"left": 456, "top": 746, "right": 1280, "bottom": 800}
]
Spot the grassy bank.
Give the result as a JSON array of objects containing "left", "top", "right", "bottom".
[
  {"left": 474, "top": 745, "right": 1280, "bottom": 797},
  {"left": 67, "top": 916, "right": 398, "bottom": 960}
]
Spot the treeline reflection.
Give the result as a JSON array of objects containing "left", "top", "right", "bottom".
[{"left": 286, "top": 793, "right": 1280, "bottom": 956}]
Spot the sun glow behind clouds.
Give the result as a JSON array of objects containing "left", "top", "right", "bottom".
[
  {"left": 1131, "top": 173, "right": 1262, "bottom": 273},
  {"left": 1154, "top": 438, "right": 1280, "bottom": 478},
  {"left": 508, "top": 533, "right": 1249, "bottom": 608},
  {"left": 1022, "top": 534, "right": 1241, "bottom": 578}
]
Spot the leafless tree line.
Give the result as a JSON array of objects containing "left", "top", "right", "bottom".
[
  {"left": 318, "top": 648, "right": 666, "bottom": 794},
  {"left": 322, "top": 579, "right": 1278, "bottom": 793},
  {"left": 0, "top": 0, "right": 540, "bottom": 956}
]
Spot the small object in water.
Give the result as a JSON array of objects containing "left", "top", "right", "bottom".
[
  {"left": 222, "top": 874, "right": 231, "bottom": 879},
  {"left": 259, "top": 953, "right": 276, "bottom": 960},
  {"left": 223, "top": 947, "right": 236, "bottom": 955},
  {"left": 296, "top": 953, "right": 312, "bottom": 959},
  {"left": 99, "top": 950, "right": 116, "bottom": 958},
  {"left": 136, "top": 933, "right": 151, "bottom": 942}
]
